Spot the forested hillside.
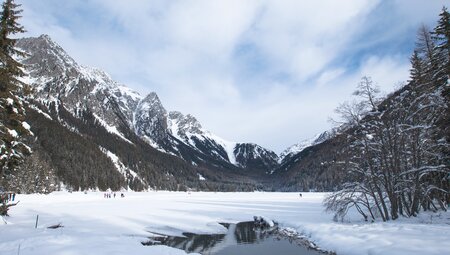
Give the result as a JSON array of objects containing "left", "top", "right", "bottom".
[
  {"left": 3, "top": 99, "right": 263, "bottom": 192},
  {"left": 276, "top": 8, "right": 449, "bottom": 220}
]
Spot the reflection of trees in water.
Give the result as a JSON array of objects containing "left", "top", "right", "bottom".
[
  {"left": 162, "top": 232, "right": 226, "bottom": 253},
  {"left": 144, "top": 222, "right": 328, "bottom": 255},
  {"left": 234, "top": 222, "right": 262, "bottom": 244},
  {"left": 150, "top": 222, "right": 272, "bottom": 254}
]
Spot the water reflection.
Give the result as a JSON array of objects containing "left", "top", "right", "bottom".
[{"left": 144, "top": 222, "right": 325, "bottom": 255}]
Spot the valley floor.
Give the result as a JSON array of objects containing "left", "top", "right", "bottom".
[{"left": 0, "top": 192, "right": 449, "bottom": 255}]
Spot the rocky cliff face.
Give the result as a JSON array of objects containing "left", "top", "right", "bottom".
[
  {"left": 234, "top": 143, "right": 279, "bottom": 171},
  {"left": 134, "top": 92, "right": 169, "bottom": 144},
  {"left": 17, "top": 35, "right": 141, "bottom": 132},
  {"left": 168, "top": 111, "right": 203, "bottom": 138}
]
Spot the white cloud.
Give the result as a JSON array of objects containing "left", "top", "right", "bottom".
[
  {"left": 358, "top": 55, "right": 411, "bottom": 92},
  {"left": 243, "top": 0, "right": 379, "bottom": 81}
]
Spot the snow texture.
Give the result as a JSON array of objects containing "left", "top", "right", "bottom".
[
  {"left": 6, "top": 98, "right": 13, "bottom": 106},
  {"left": 21, "top": 122, "right": 31, "bottom": 131},
  {"left": 280, "top": 134, "right": 319, "bottom": 162},
  {"left": 278, "top": 131, "right": 332, "bottom": 164},
  {"left": 28, "top": 105, "right": 53, "bottom": 120},
  {"left": 197, "top": 173, "right": 206, "bottom": 181},
  {"left": 167, "top": 111, "right": 239, "bottom": 165},
  {"left": 93, "top": 113, "right": 133, "bottom": 144},
  {"left": 1, "top": 192, "right": 449, "bottom": 255},
  {"left": 7, "top": 129, "right": 18, "bottom": 138}
]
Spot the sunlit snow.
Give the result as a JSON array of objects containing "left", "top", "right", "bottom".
[{"left": 1, "top": 192, "right": 449, "bottom": 255}]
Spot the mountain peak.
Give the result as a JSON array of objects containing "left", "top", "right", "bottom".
[
  {"left": 138, "top": 92, "right": 165, "bottom": 114},
  {"left": 38, "top": 34, "right": 52, "bottom": 41},
  {"left": 144, "top": 91, "right": 159, "bottom": 100},
  {"left": 134, "top": 92, "right": 168, "bottom": 142},
  {"left": 168, "top": 111, "right": 203, "bottom": 138},
  {"left": 234, "top": 143, "right": 279, "bottom": 170},
  {"left": 17, "top": 35, "right": 144, "bottom": 131},
  {"left": 279, "top": 131, "right": 333, "bottom": 163},
  {"left": 17, "top": 35, "right": 79, "bottom": 78}
]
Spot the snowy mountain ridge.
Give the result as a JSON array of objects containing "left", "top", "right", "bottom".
[
  {"left": 17, "top": 34, "right": 279, "bottom": 172},
  {"left": 279, "top": 131, "right": 333, "bottom": 164},
  {"left": 17, "top": 35, "right": 141, "bottom": 132},
  {"left": 167, "top": 112, "right": 238, "bottom": 164}
]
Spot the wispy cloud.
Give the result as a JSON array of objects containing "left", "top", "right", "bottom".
[{"left": 19, "top": 0, "right": 447, "bottom": 152}]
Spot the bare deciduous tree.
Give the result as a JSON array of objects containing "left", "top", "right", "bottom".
[{"left": 325, "top": 10, "right": 449, "bottom": 220}]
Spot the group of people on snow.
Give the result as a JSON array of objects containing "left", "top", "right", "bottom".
[
  {"left": 0, "top": 192, "right": 16, "bottom": 204},
  {"left": 103, "top": 192, "right": 125, "bottom": 198}
]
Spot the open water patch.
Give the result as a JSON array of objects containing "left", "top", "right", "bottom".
[{"left": 142, "top": 220, "right": 334, "bottom": 255}]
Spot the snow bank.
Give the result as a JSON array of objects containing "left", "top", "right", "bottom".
[{"left": 254, "top": 216, "right": 275, "bottom": 228}]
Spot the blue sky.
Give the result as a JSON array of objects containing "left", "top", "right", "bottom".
[{"left": 19, "top": 0, "right": 447, "bottom": 153}]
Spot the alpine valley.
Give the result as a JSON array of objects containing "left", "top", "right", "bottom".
[
  {"left": 7, "top": 35, "right": 329, "bottom": 193},
  {"left": 11, "top": 34, "right": 445, "bottom": 194}
]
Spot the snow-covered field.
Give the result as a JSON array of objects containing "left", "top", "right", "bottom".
[{"left": 1, "top": 192, "right": 449, "bottom": 255}]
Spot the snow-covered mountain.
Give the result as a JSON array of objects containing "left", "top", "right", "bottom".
[
  {"left": 279, "top": 131, "right": 332, "bottom": 164},
  {"left": 134, "top": 92, "right": 169, "bottom": 145},
  {"left": 17, "top": 34, "right": 278, "bottom": 173},
  {"left": 168, "top": 111, "right": 237, "bottom": 163},
  {"left": 17, "top": 35, "right": 140, "bottom": 142},
  {"left": 234, "top": 143, "right": 279, "bottom": 170},
  {"left": 167, "top": 112, "right": 279, "bottom": 169}
]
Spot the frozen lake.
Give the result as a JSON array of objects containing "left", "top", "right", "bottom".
[{"left": 1, "top": 191, "right": 449, "bottom": 255}]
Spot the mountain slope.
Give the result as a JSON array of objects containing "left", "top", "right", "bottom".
[
  {"left": 17, "top": 35, "right": 277, "bottom": 174},
  {"left": 273, "top": 77, "right": 448, "bottom": 192},
  {"left": 278, "top": 131, "right": 333, "bottom": 165},
  {"left": 7, "top": 35, "right": 279, "bottom": 192}
]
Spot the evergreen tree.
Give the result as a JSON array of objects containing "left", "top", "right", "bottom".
[
  {"left": 432, "top": 7, "right": 450, "bottom": 182},
  {"left": 0, "top": 0, "right": 25, "bottom": 89},
  {"left": 409, "top": 50, "right": 425, "bottom": 84},
  {"left": 432, "top": 6, "right": 450, "bottom": 83},
  {"left": 0, "top": 0, "right": 29, "bottom": 187}
]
